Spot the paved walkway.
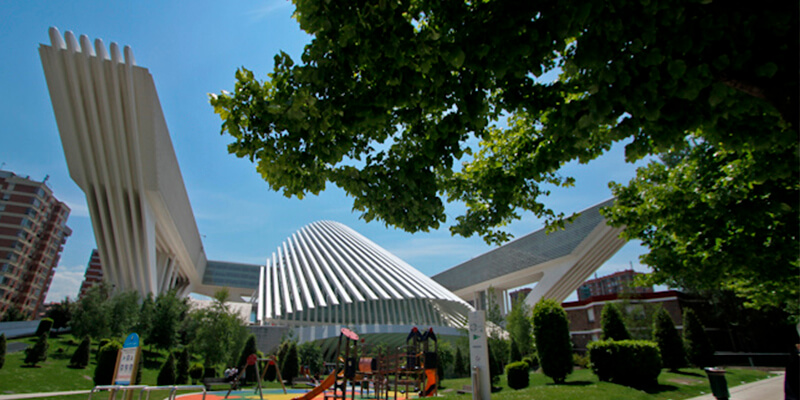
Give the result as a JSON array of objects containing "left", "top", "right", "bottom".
[{"left": 686, "top": 371, "right": 785, "bottom": 400}]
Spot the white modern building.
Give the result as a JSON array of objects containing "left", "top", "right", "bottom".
[{"left": 39, "top": 29, "right": 629, "bottom": 350}]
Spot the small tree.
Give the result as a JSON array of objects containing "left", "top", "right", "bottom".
[
  {"left": 176, "top": 348, "right": 191, "bottom": 384},
  {"left": 454, "top": 346, "right": 467, "bottom": 377},
  {"left": 46, "top": 298, "right": 72, "bottom": 334},
  {"left": 601, "top": 303, "right": 631, "bottom": 341},
  {"left": 189, "top": 363, "right": 204, "bottom": 384},
  {"left": 509, "top": 340, "right": 522, "bottom": 363},
  {"left": 237, "top": 335, "right": 258, "bottom": 384},
  {"left": 506, "top": 298, "right": 534, "bottom": 356},
  {"left": 532, "top": 299, "right": 573, "bottom": 384},
  {"left": 281, "top": 341, "right": 299, "bottom": 384},
  {"left": 652, "top": 308, "right": 686, "bottom": 370},
  {"left": 298, "top": 341, "right": 324, "bottom": 376},
  {"left": 0, "top": 333, "right": 6, "bottom": 369},
  {"left": 94, "top": 340, "right": 122, "bottom": 385},
  {"left": 24, "top": 333, "right": 49, "bottom": 366},
  {"left": 487, "top": 341, "right": 503, "bottom": 387},
  {"left": 69, "top": 336, "right": 92, "bottom": 368},
  {"left": 684, "top": 308, "right": 714, "bottom": 368},
  {"left": 157, "top": 353, "right": 177, "bottom": 386},
  {"left": 35, "top": 318, "right": 54, "bottom": 337}
]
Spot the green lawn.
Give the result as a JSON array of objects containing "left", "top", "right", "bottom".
[{"left": 0, "top": 335, "right": 778, "bottom": 400}]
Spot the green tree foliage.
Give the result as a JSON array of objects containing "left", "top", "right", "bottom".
[
  {"left": 211, "top": 0, "right": 797, "bottom": 245},
  {"left": 0, "top": 333, "right": 6, "bottom": 369},
  {"left": 150, "top": 290, "right": 188, "bottom": 352},
  {"left": 108, "top": 290, "right": 140, "bottom": 338},
  {"left": 94, "top": 340, "right": 122, "bottom": 385},
  {"left": 237, "top": 335, "right": 258, "bottom": 384},
  {"left": 683, "top": 308, "right": 714, "bottom": 368},
  {"left": 532, "top": 299, "right": 572, "bottom": 383},
  {"left": 508, "top": 340, "right": 521, "bottom": 363},
  {"left": 189, "top": 363, "right": 204, "bottom": 384},
  {"left": 505, "top": 298, "right": 533, "bottom": 356},
  {"left": 484, "top": 287, "right": 504, "bottom": 327},
  {"left": 604, "top": 142, "right": 798, "bottom": 314},
  {"left": 45, "top": 299, "right": 72, "bottom": 334},
  {"left": 157, "top": 353, "right": 177, "bottom": 386},
  {"left": 35, "top": 318, "right": 53, "bottom": 337},
  {"left": 135, "top": 294, "right": 155, "bottom": 343},
  {"left": 71, "top": 283, "right": 112, "bottom": 341},
  {"left": 601, "top": 303, "right": 631, "bottom": 341},
  {"left": 281, "top": 341, "right": 299, "bottom": 384},
  {"left": 1, "top": 306, "right": 26, "bottom": 322},
  {"left": 453, "top": 346, "right": 467, "bottom": 377},
  {"left": 436, "top": 341, "right": 454, "bottom": 382},
  {"left": 24, "top": 333, "right": 49, "bottom": 366},
  {"left": 652, "top": 308, "right": 686, "bottom": 370},
  {"left": 298, "top": 341, "right": 324, "bottom": 376},
  {"left": 486, "top": 341, "right": 503, "bottom": 387},
  {"left": 176, "top": 348, "right": 191, "bottom": 384},
  {"left": 69, "top": 336, "right": 92, "bottom": 368},
  {"left": 185, "top": 289, "right": 248, "bottom": 367}
]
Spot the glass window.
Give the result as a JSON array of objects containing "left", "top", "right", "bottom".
[
  {"left": 32, "top": 198, "right": 41, "bottom": 208},
  {"left": 20, "top": 218, "right": 32, "bottom": 228},
  {"left": 587, "top": 308, "right": 595, "bottom": 323}
]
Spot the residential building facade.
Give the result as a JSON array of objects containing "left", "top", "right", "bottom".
[
  {"left": 563, "top": 290, "right": 684, "bottom": 351},
  {"left": 78, "top": 249, "right": 103, "bottom": 298},
  {"left": 0, "top": 170, "right": 71, "bottom": 318},
  {"left": 577, "top": 269, "right": 653, "bottom": 301}
]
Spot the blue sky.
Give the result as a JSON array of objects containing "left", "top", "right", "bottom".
[{"left": 1, "top": 1, "right": 652, "bottom": 304}]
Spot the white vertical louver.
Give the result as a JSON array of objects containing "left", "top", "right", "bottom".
[{"left": 259, "top": 221, "right": 472, "bottom": 328}]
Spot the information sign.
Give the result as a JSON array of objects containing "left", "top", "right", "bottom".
[
  {"left": 114, "top": 333, "right": 140, "bottom": 385},
  {"left": 469, "top": 311, "right": 491, "bottom": 400}
]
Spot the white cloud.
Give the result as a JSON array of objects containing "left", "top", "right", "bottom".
[
  {"left": 45, "top": 264, "right": 85, "bottom": 303},
  {"left": 249, "top": 1, "right": 293, "bottom": 21}
]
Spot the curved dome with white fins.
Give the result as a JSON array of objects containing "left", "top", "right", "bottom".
[{"left": 257, "top": 221, "right": 472, "bottom": 329}]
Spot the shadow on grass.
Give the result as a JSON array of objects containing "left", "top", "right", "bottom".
[
  {"left": 19, "top": 364, "right": 43, "bottom": 368},
  {"left": 561, "top": 380, "right": 593, "bottom": 386},
  {"left": 641, "top": 383, "right": 679, "bottom": 394},
  {"left": 672, "top": 370, "right": 704, "bottom": 377}
]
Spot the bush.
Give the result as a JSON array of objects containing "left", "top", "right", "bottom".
[
  {"left": 176, "top": 348, "right": 190, "bottom": 384},
  {"left": 684, "top": 308, "right": 714, "bottom": 368},
  {"left": 454, "top": 346, "right": 467, "bottom": 377},
  {"left": 532, "top": 299, "right": 573, "bottom": 383},
  {"left": 189, "top": 363, "right": 204, "bottom": 384},
  {"left": 35, "top": 318, "right": 54, "bottom": 337},
  {"left": 509, "top": 340, "right": 522, "bottom": 363},
  {"left": 264, "top": 359, "right": 277, "bottom": 381},
  {"left": 69, "top": 336, "right": 92, "bottom": 368},
  {"left": 0, "top": 333, "right": 6, "bottom": 369},
  {"left": 97, "top": 339, "right": 110, "bottom": 361},
  {"left": 652, "top": 308, "right": 686, "bottom": 370},
  {"left": 281, "top": 341, "right": 299, "bottom": 384},
  {"left": 94, "top": 340, "right": 122, "bottom": 385},
  {"left": 203, "top": 362, "right": 217, "bottom": 378},
  {"left": 573, "top": 352, "right": 589, "bottom": 369},
  {"left": 588, "top": 340, "right": 662, "bottom": 388},
  {"left": 601, "top": 303, "right": 631, "bottom": 341},
  {"left": 24, "top": 333, "right": 49, "bottom": 366},
  {"left": 505, "top": 361, "right": 530, "bottom": 389},
  {"left": 522, "top": 354, "right": 538, "bottom": 371},
  {"left": 157, "top": 353, "right": 177, "bottom": 385},
  {"left": 238, "top": 335, "right": 258, "bottom": 384}
]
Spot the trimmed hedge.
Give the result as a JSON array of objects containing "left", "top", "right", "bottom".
[
  {"left": 35, "top": 318, "right": 54, "bottom": 337},
  {"left": 94, "top": 340, "right": 122, "bottom": 385},
  {"left": 505, "top": 361, "right": 530, "bottom": 389},
  {"left": 588, "top": 340, "right": 662, "bottom": 388}
]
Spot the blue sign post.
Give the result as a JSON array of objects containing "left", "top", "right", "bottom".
[{"left": 114, "top": 333, "right": 141, "bottom": 386}]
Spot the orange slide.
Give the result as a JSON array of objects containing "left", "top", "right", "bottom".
[{"left": 291, "top": 371, "right": 338, "bottom": 400}]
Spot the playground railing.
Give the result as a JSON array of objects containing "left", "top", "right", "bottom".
[
  {"left": 138, "top": 385, "right": 207, "bottom": 400},
  {"left": 88, "top": 385, "right": 148, "bottom": 400}
]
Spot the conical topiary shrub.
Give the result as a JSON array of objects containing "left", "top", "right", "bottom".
[
  {"left": 684, "top": 308, "right": 714, "bottom": 368},
  {"left": 94, "top": 340, "right": 122, "bottom": 385},
  {"left": 652, "top": 308, "right": 686, "bottom": 370},
  {"left": 532, "top": 299, "right": 573, "bottom": 384},
  {"left": 176, "top": 348, "right": 190, "bottom": 384},
  {"left": 69, "top": 336, "right": 92, "bottom": 368},
  {"left": 601, "top": 303, "right": 631, "bottom": 341},
  {"left": 0, "top": 333, "right": 6, "bottom": 369},
  {"left": 24, "top": 333, "right": 49, "bottom": 366},
  {"left": 237, "top": 335, "right": 258, "bottom": 384},
  {"left": 157, "top": 353, "right": 177, "bottom": 385}
]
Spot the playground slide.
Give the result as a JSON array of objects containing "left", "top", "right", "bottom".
[{"left": 291, "top": 371, "right": 338, "bottom": 400}]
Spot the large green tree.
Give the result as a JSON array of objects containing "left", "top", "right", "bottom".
[
  {"left": 70, "top": 283, "right": 112, "bottom": 341},
  {"left": 212, "top": 0, "right": 796, "bottom": 239},
  {"left": 149, "top": 290, "right": 188, "bottom": 351},
  {"left": 185, "top": 289, "right": 248, "bottom": 367},
  {"left": 212, "top": 0, "right": 798, "bottom": 311},
  {"left": 604, "top": 141, "right": 798, "bottom": 313}
]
